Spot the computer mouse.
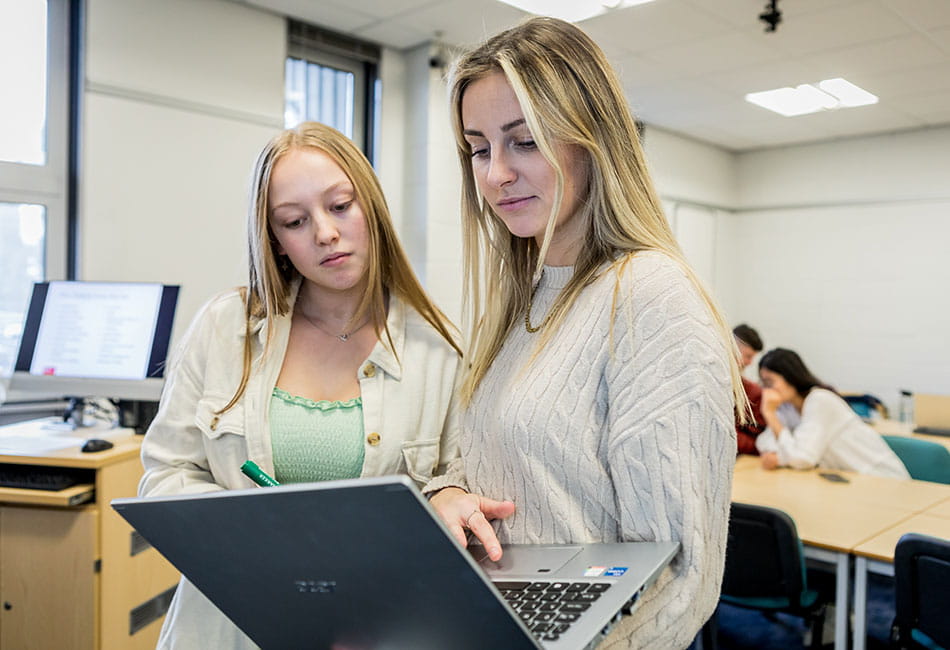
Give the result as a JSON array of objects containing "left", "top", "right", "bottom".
[{"left": 81, "top": 438, "right": 114, "bottom": 453}]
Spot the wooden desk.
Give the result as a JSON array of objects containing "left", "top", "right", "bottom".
[
  {"left": 733, "top": 454, "right": 761, "bottom": 472},
  {"left": 731, "top": 466, "right": 932, "bottom": 650},
  {"left": 926, "top": 497, "right": 950, "bottom": 519},
  {"left": 852, "top": 513, "right": 950, "bottom": 650},
  {"left": 732, "top": 467, "right": 913, "bottom": 552},
  {"left": 0, "top": 420, "right": 179, "bottom": 649},
  {"left": 872, "top": 419, "right": 950, "bottom": 451}
]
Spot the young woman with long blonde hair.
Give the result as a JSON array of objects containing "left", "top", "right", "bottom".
[
  {"left": 140, "top": 122, "right": 462, "bottom": 648},
  {"left": 425, "top": 17, "right": 746, "bottom": 649}
]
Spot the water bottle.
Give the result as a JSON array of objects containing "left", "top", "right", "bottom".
[{"left": 898, "top": 390, "right": 913, "bottom": 424}]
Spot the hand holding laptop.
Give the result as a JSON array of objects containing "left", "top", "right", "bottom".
[{"left": 429, "top": 486, "right": 515, "bottom": 561}]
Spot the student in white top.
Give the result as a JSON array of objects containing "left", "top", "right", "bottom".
[{"left": 755, "top": 348, "right": 909, "bottom": 479}]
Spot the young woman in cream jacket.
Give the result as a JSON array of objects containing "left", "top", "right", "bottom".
[{"left": 139, "top": 122, "right": 462, "bottom": 649}]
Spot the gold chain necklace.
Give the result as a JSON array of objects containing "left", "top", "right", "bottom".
[
  {"left": 524, "top": 275, "right": 554, "bottom": 333},
  {"left": 298, "top": 311, "right": 365, "bottom": 342}
]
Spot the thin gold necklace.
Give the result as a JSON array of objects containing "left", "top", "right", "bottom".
[
  {"left": 298, "top": 310, "right": 366, "bottom": 342},
  {"left": 524, "top": 275, "right": 554, "bottom": 333}
]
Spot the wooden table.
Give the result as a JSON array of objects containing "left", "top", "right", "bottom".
[
  {"left": 872, "top": 419, "right": 950, "bottom": 451},
  {"left": 730, "top": 464, "right": 950, "bottom": 650},
  {"left": 926, "top": 497, "right": 950, "bottom": 519},
  {"left": 851, "top": 512, "right": 950, "bottom": 650}
]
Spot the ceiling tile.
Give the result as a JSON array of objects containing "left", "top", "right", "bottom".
[
  {"left": 800, "top": 33, "right": 948, "bottom": 79},
  {"left": 383, "top": 0, "right": 528, "bottom": 49},
  {"left": 235, "top": 0, "right": 950, "bottom": 151},
  {"left": 746, "top": 1, "right": 913, "bottom": 57},
  {"left": 242, "top": 0, "right": 376, "bottom": 32},
  {"left": 352, "top": 21, "right": 431, "bottom": 49},
  {"left": 582, "top": 1, "right": 731, "bottom": 54},
  {"left": 881, "top": 0, "right": 950, "bottom": 30},
  {"left": 638, "top": 30, "right": 788, "bottom": 77}
]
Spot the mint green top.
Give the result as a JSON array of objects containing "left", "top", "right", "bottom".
[{"left": 269, "top": 387, "right": 365, "bottom": 483}]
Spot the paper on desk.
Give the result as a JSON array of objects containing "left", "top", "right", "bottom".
[
  {"left": 0, "top": 435, "right": 80, "bottom": 454},
  {"left": 0, "top": 417, "right": 123, "bottom": 455}
]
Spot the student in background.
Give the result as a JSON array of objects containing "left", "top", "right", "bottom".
[
  {"left": 756, "top": 348, "right": 909, "bottom": 478},
  {"left": 424, "top": 17, "right": 745, "bottom": 649},
  {"left": 734, "top": 323, "right": 766, "bottom": 454},
  {"left": 139, "top": 122, "right": 462, "bottom": 649}
]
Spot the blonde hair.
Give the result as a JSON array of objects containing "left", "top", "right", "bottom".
[
  {"left": 450, "top": 17, "right": 748, "bottom": 419},
  {"left": 218, "top": 121, "right": 461, "bottom": 415}
]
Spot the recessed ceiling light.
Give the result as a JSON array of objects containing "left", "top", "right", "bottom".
[
  {"left": 496, "top": 0, "right": 656, "bottom": 24},
  {"left": 818, "top": 78, "right": 878, "bottom": 108},
  {"left": 745, "top": 78, "right": 878, "bottom": 117}
]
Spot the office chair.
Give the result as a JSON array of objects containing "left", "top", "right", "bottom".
[
  {"left": 718, "top": 502, "right": 834, "bottom": 650},
  {"left": 882, "top": 436, "right": 950, "bottom": 484},
  {"left": 891, "top": 532, "right": 950, "bottom": 650}
]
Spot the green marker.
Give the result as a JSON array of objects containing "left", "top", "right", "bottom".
[{"left": 240, "top": 460, "right": 280, "bottom": 487}]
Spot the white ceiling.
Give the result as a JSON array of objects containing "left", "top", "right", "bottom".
[{"left": 238, "top": 0, "right": 950, "bottom": 152}]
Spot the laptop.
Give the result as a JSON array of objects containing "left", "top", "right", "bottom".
[
  {"left": 914, "top": 393, "right": 950, "bottom": 436},
  {"left": 112, "top": 475, "right": 678, "bottom": 650}
]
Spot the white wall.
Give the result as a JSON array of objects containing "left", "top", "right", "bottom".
[
  {"left": 642, "top": 126, "right": 737, "bottom": 315},
  {"left": 725, "top": 126, "right": 950, "bottom": 412},
  {"left": 643, "top": 126, "right": 737, "bottom": 210},
  {"left": 79, "top": 0, "right": 949, "bottom": 415},
  {"left": 82, "top": 0, "right": 285, "bottom": 335},
  {"left": 80, "top": 0, "right": 457, "bottom": 339},
  {"left": 643, "top": 123, "right": 950, "bottom": 414},
  {"left": 393, "top": 45, "right": 462, "bottom": 325}
]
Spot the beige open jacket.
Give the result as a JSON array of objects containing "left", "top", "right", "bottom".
[{"left": 139, "top": 282, "right": 461, "bottom": 649}]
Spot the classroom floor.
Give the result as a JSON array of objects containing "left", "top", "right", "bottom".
[{"left": 709, "top": 572, "right": 895, "bottom": 649}]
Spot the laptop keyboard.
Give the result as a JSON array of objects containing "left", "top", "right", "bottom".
[
  {"left": 494, "top": 580, "right": 612, "bottom": 642},
  {"left": 913, "top": 426, "right": 950, "bottom": 437}
]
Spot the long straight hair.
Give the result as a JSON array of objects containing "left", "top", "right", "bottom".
[
  {"left": 758, "top": 348, "right": 835, "bottom": 398},
  {"left": 217, "top": 122, "right": 461, "bottom": 415},
  {"left": 449, "top": 17, "right": 748, "bottom": 419}
]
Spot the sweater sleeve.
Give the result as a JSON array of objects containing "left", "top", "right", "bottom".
[
  {"left": 601, "top": 255, "right": 735, "bottom": 650},
  {"left": 771, "top": 390, "right": 844, "bottom": 470}
]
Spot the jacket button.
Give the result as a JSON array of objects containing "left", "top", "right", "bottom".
[
  {"left": 210, "top": 415, "right": 219, "bottom": 431},
  {"left": 366, "top": 432, "right": 381, "bottom": 446},
  {"left": 362, "top": 364, "right": 376, "bottom": 378}
]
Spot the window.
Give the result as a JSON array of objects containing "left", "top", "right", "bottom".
[
  {"left": 0, "top": 0, "right": 71, "bottom": 382},
  {"left": 284, "top": 20, "right": 380, "bottom": 160}
]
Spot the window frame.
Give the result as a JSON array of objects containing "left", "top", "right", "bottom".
[
  {"left": 0, "top": 0, "right": 72, "bottom": 281},
  {"left": 285, "top": 19, "right": 380, "bottom": 161}
]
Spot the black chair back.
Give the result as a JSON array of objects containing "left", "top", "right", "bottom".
[
  {"left": 722, "top": 502, "right": 806, "bottom": 607},
  {"left": 892, "top": 532, "right": 950, "bottom": 649}
]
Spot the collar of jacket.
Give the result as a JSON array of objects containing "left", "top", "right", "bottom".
[{"left": 245, "top": 277, "right": 405, "bottom": 381}]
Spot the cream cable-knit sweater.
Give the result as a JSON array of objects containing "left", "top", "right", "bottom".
[{"left": 427, "top": 252, "right": 735, "bottom": 649}]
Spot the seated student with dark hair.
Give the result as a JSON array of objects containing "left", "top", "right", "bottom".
[
  {"left": 755, "top": 348, "right": 909, "bottom": 478},
  {"left": 733, "top": 324, "right": 766, "bottom": 454}
]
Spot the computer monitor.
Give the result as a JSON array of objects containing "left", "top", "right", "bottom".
[{"left": 9, "top": 281, "right": 179, "bottom": 411}]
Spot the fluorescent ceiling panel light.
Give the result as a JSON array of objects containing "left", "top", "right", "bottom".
[
  {"left": 496, "top": 0, "right": 655, "bottom": 23},
  {"left": 745, "top": 78, "right": 877, "bottom": 117},
  {"left": 818, "top": 78, "right": 878, "bottom": 107}
]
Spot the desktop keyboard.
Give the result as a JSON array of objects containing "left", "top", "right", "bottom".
[
  {"left": 494, "top": 580, "right": 612, "bottom": 642},
  {"left": 0, "top": 463, "right": 90, "bottom": 491}
]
